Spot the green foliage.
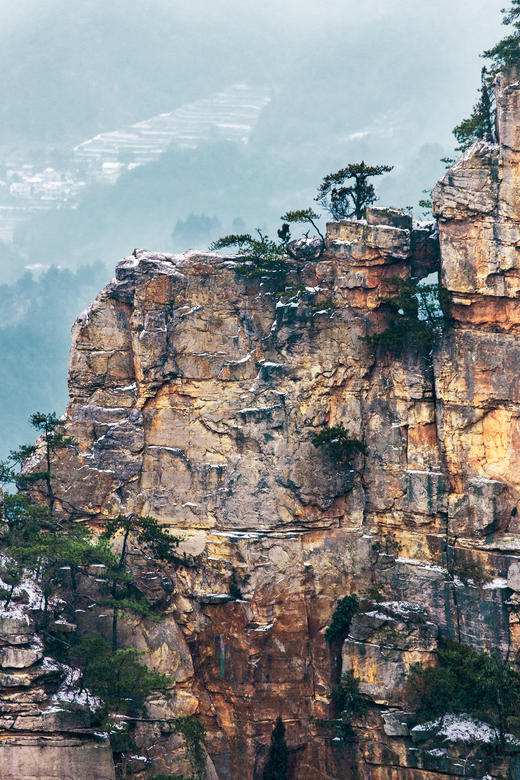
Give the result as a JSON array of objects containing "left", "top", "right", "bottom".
[
  {"left": 150, "top": 775, "right": 193, "bottom": 780},
  {"left": 229, "top": 567, "right": 245, "bottom": 600},
  {"left": 0, "top": 419, "right": 188, "bottom": 772},
  {"left": 312, "top": 299, "right": 335, "bottom": 315},
  {"left": 315, "top": 161, "right": 394, "bottom": 220},
  {"left": 312, "top": 423, "right": 367, "bottom": 466},
  {"left": 101, "top": 513, "right": 181, "bottom": 652},
  {"left": 332, "top": 670, "right": 367, "bottom": 717},
  {"left": 418, "top": 188, "right": 433, "bottom": 219},
  {"left": 440, "top": 157, "right": 455, "bottom": 169},
  {"left": 363, "top": 585, "right": 384, "bottom": 603},
  {"left": 0, "top": 410, "right": 77, "bottom": 515},
  {"left": 263, "top": 716, "right": 289, "bottom": 780},
  {"left": 74, "top": 636, "right": 171, "bottom": 716},
  {"left": 325, "top": 594, "right": 360, "bottom": 645},
  {"left": 453, "top": 67, "right": 496, "bottom": 151},
  {"left": 408, "top": 640, "right": 520, "bottom": 744},
  {"left": 453, "top": 3, "right": 520, "bottom": 151},
  {"left": 483, "top": 34, "right": 520, "bottom": 86},
  {"left": 102, "top": 513, "right": 181, "bottom": 567},
  {"left": 483, "top": 18, "right": 520, "bottom": 72},
  {"left": 279, "top": 208, "right": 325, "bottom": 257},
  {"left": 330, "top": 670, "right": 368, "bottom": 736},
  {"left": 274, "top": 283, "right": 306, "bottom": 302},
  {"left": 172, "top": 716, "right": 207, "bottom": 780},
  {"left": 210, "top": 230, "right": 289, "bottom": 290},
  {"left": 151, "top": 775, "right": 193, "bottom": 780},
  {"left": 2, "top": 492, "right": 112, "bottom": 626},
  {"left": 365, "top": 278, "right": 451, "bottom": 357},
  {"left": 502, "top": 0, "right": 520, "bottom": 26},
  {"left": 0, "top": 559, "right": 23, "bottom": 607},
  {"left": 448, "top": 555, "right": 492, "bottom": 590},
  {"left": 105, "top": 719, "right": 136, "bottom": 756},
  {"left": 372, "top": 531, "right": 402, "bottom": 557}
]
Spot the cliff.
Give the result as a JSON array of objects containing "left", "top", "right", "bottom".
[
  {"left": 0, "top": 490, "right": 116, "bottom": 780},
  {"left": 7, "top": 66, "right": 520, "bottom": 780}
]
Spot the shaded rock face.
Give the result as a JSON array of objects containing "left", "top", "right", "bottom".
[
  {"left": 21, "top": 65, "right": 520, "bottom": 779},
  {"left": 0, "top": 486, "right": 116, "bottom": 779},
  {"left": 0, "top": 605, "right": 115, "bottom": 779}
]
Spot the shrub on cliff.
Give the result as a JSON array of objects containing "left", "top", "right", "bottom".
[
  {"left": 1, "top": 492, "right": 114, "bottom": 629},
  {"left": 331, "top": 670, "right": 368, "bottom": 732},
  {"left": 312, "top": 423, "right": 367, "bottom": 467},
  {"left": 100, "top": 513, "right": 182, "bottom": 652},
  {"left": 454, "top": 67, "right": 496, "bottom": 150},
  {"left": 171, "top": 716, "right": 207, "bottom": 780},
  {"left": 73, "top": 636, "right": 171, "bottom": 717},
  {"left": 0, "top": 410, "right": 77, "bottom": 516},
  {"left": 315, "top": 161, "right": 394, "bottom": 220},
  {"left": 210, "top": 210, "right": 326, "bottom": 293},
  {"left": 263, "top": 716, "right": 289, "bottom": 780},
  {"left": 483, "top": 1, "right": 520, "bottom": 73},
  {"left": 325, "top": 594, "right": 360, "bottom": 645},
  {"left": 210, "top": 230, "right": 289, "bottom": 290},
  {"left": 408, "top": 640, "right": 520, "bottom": 746},
  {"left": 365, "top": 278, "right": 451, "bottom": 357},
  {"left": 278, "top": 208, "right": 326, "bottom": 258}
]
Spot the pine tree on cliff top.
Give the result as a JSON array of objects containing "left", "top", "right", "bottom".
[
  {"left": 453, "top": 67, "right": 496, "bottom": 150},
  {"left": 315, "top": 161, "right": 393, "bottom": 221},
  {"left": 454, "top": 1, "right": 520, "bottom": 150},
  {"left": 484, "top": 0, "right": 520, "bottom": 72},
  {"left": 263, "top": 716, "right": 289, "bottom": 780}
]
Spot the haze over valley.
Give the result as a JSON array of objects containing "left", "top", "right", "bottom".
[{"left": 0, "top": 0, "right": 504, "bottom": 455}]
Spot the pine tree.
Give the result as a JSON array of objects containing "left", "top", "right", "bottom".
[
  {"left": 0, "top": 411, "right": 76, "bottom": 516},
  {"left": 2, "top": 492, "right": 113, "bottom": 630},
  {"left": 315, "top": 161, "right": 393, "bottom": 221},
  {"left": 453, "top": 67, "right": 497, "bottom": 151},
  {"left": 312, "top": 423, "right": 367, "bottom": 466},
  {"left": 364, "top": 278, "right": 451, "bottom": 357},
  {"left": 101, "top": 514, "right": 181, "bottom": 652},
  {"left": 72, "top": 636, "right": 171, "bottom": 716},
  {"left": 278, "top": 209, "right": 326, "bottom": 257},
  {"left": 408, "top": 640, "right": 520, "bottom": 744},
  {"left": 453, "top": 2, "right": 520, "bottom": 150},
  {"left": 483, "top": 0, "right": 520, "bottom": 72},
  {"left": 210, "top": 230, "right": 289, "bottom": 290},
  {"left": 263, "top": 716, "right": 289, "bottom": 780}
]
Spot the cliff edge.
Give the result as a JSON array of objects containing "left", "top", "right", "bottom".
[{"left": 6, "top": 66, "right": 520, "bottom": 780}]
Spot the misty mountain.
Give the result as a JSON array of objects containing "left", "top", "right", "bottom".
[
  {"left": 0, "top": 0, "right": 504, "bottom": 152},
  {"left": 0, "top": 263, "right": 109, "bottom": 458},
  {"left": 0, "top": 0, "right": 508, "bottom": 458}
]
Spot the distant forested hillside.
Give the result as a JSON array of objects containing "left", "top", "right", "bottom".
[
  {"left": 0, "top": 0, "right": 505, "bottom": 458},
  {"left": 0, "top": 263, "right": 109, "bottom": 458}
]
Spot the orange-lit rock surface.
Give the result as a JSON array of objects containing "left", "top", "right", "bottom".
[{"left": 20, "top": 64, "right": 520, "bottom": 780}]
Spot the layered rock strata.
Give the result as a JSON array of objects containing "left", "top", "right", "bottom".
[
  {"left": 0, "top": 487, "right": 115, "bottom": 780},
  {"left": 16, "top": 65, "right": 520, "bottom": 780}
]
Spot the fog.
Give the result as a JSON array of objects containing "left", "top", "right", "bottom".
[{"left": 0, "top": 0, "right": 505, "bottom": 455}]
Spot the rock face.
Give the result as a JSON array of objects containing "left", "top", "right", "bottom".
[
  {"left": 19, "top": 65, "right": 520, "bottom": 779},
  {"left": 0, "top": 521, "right": 115, "bottom": 779}
]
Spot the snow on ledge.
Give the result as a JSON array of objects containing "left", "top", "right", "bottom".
[{"left": 412, "top": 713, "right": 519, "bottom": 746}]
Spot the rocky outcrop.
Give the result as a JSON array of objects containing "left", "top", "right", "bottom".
[
  {"left": 18, "top": 65, "right": 520, "bottom": 780},
  {"left": 0, "top": 492, "right": 115, "bottom": 779}
]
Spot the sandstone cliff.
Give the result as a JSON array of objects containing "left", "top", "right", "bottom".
[
  {"left": 8, "top": 66, "right": 520, "bottom": 780},
  {"left": 0, "top": 489, "right": 116, "bottom": 780}
]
